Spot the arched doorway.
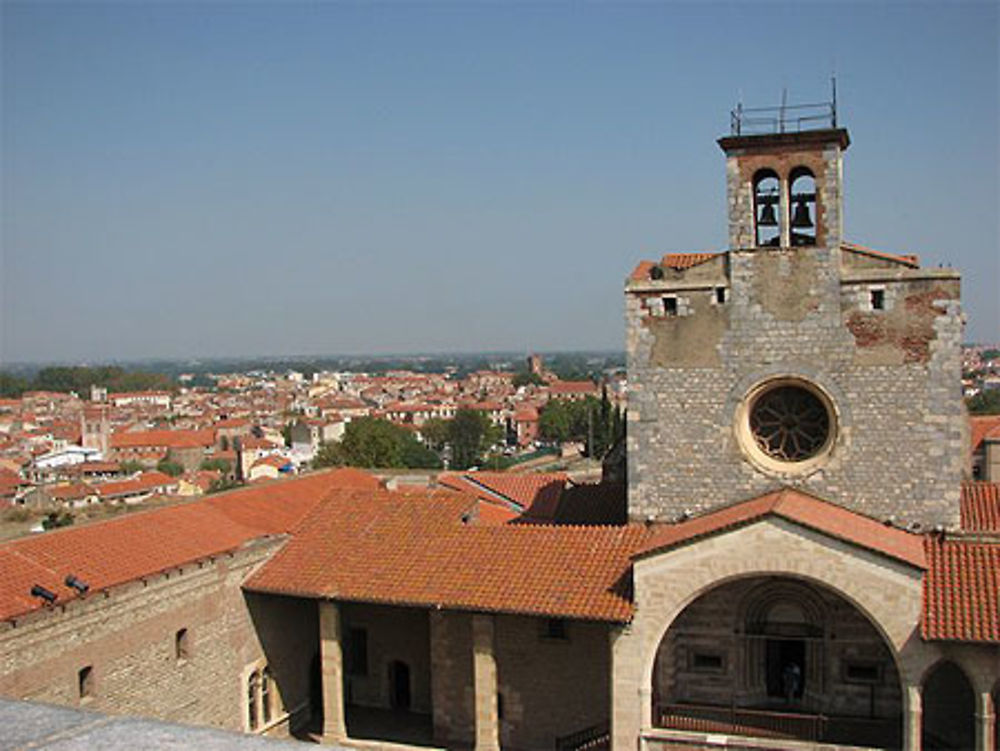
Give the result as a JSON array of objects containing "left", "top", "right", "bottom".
[
  {"left": 652, "top": 576, "right": 902, "bottom": 747},
  {"left": 389, "top": 660, "right": 412, "bottom": 711},
  {"left": 921, "top": 661, "right": 974, "bottom": 750}
]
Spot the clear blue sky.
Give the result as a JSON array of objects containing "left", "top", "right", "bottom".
[{"left": 2, "top": 1, "right": 997, "bottom": 364}]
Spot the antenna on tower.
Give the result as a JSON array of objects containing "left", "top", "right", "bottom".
[
  {"left": 831, "top": 75, "right": 838, "bottom": 127},
  {"left": 780, "top": 87, "right": 788, "bottom": 133}
]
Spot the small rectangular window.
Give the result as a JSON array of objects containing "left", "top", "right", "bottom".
[
  {"left": 715, "top": 287, "right": 727, "bottom": 304},
  {"left": 348, "top": 628, "right": 368, "bottom": 676},
  {"left": 870, "top": 289, "right": 885, "bottom": 310},
  {"left": 175, "top": 628, "right": 189, "bottom": 661},
  {"left": 844, "top": 661, "right": 882, "bottom": 684},
  {"left": 542, "top": 618, "right": 568, "bottom": 640},
  {"left": 663, "top": 297, "right": 678, "bottom": 316},
  {"left": 78, "top": 665, "right": 94, "bottom": 699},
  {"left": 690, "top": 652, "right": 724, "bottom": 672}
]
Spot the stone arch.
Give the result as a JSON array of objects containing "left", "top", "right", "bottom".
[
  {"left": 753, "top": 168, "right": 781, "bottom": 247},
  {"left": 641, "top": 567, "right": 908, "bottom": 693},
  {"left": 921, "top": 659, "right": 975, "bottom": 750},
  {"left": 788, "top": 166, "right": 817, "bottom": 246}
]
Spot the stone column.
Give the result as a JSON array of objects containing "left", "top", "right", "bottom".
[
  {"left": 639, "top": 685, "right": 653, "bottom": 729},
  {"left": 318, "top": 600, "right": 347, "bottom": 742},
  {"left": 779, "top": 175, "right": 791, "bottom": 248},
  {"left": 903, "top": 683, "right": 922, "bottom": 751},
  {"left": 472, "top": 614, "right": 500, "bottom": 751},
  {"left": 975, "top": 690, "right": 995, "bottom": 751}
]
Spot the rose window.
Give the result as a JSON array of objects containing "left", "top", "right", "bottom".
[{"left": 749, "top": 385, "right": 831, "bottom": 462}]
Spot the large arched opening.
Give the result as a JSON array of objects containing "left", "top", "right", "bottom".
[
  {"left": 921, "top": 660, "right": 975, "bottom": 750},
  {"left": 651, "top": 575, "right": 902, "bottom": 747}
]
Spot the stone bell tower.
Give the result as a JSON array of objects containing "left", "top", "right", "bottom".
[{"left": 625, "top": 95, "right": 964, "bottom": 530}]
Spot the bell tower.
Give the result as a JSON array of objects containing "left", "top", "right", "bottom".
[{"left": 718, "top": 122, "right": 848, "bottom": 252}]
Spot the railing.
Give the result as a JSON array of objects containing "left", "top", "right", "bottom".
[
  {"left": 556, "top": 720, "right": 610, "bottom": 751},
  {"left": 658, "top": 702, "right": 825, "bottom": 741},
  {"left": 730, "top": 81, "right": 839, "bottom": 136}
]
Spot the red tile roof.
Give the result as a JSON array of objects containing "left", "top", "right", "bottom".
[
  {"left": 96, "top": 471, "right": 178, "bottom": 499},
  {"left": 110, "top": 429, "right": 215, "bottom": 450},
  {"left": 245, "top": 487, "right": 647, "bottom": 622},
  {"left": 660, "top": 252, "right": 722, "bottom": 270},
  {"left": 922, "top": 537, "right": 1000, "bottom": 642},
  {"left": 635, "top": 488, "right": 926, "bottom": 569},
  {"left": 841, "top": 242, "right": 920, "bottom": 268},
  {"left": 970, "top": 415, "right": 1000, "bottom": 453},
  {"left": 629, "top": 253, "right": 723, "bottom": 280},
  {"left": 438, "top": 471, "right": 567, "bottom": 519},
  {"left": 0, "top": 468, "right": 377, "bottom": 622},
  {"left": 961, "top": 483, "right": 1000, "bottom": 534}
]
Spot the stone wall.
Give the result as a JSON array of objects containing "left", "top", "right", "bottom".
[
  {"left": 626, "top": 246, "right": 964, "bottom": 529},
  {"left": 429, "top": 610, "right": 613, "bottom": 750},
  {"left": 0, "top": 538, "right": 294, "bottom": 735},
  {"left": 341, "top": 602, "right": 432, "bottom": 714}
]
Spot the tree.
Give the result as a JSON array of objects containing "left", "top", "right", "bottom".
[
  {"left": 512, "top": 371, "right": 545, "bottom": 388},
  {"left": 156, "top": 459, "right": 184, "bottom": 477},
  {"left": 318, "top": 417, "right": 441, "bottom": 470},
  {"left": 207, "top": 477, "right": 241, "bottom": 494},
  {"left": 200, "top": 457, "right": 233, "bottom": 474},
  {"left": 967, "top": 389, "right": 1000, "bottom": 415},
  {"left": 0, "top": 372, "right": 29, "bottom": 398},
  {"left": 313, "top": 441, "right": 346, "bottom": 469},
  {"left": 420, "top": 418, "right": 450, "bottom": 452},
  {"left": 538, "top": 400, "right": 572, "bottom": 444},
  {"left": 448, "top": 409, "right": 501, "bottom": 470},
  {"left": 42, "top": 511, "right": 74, "bottom": 530},
  {"left": 120, "top": 460, "right": 145, "bottom": 475}
]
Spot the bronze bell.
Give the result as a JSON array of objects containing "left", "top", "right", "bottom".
[
  {"left": 791, "top": 199, "right": 813, "bottom": 228},
  {"left": 758, "top": 202, "right": 778, "bottom": 227}
]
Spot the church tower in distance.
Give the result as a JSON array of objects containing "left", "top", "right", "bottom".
[{"left": 625, "top": 96, "right": 965, "bottom": 530}]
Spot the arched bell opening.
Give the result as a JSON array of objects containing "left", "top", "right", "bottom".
[
  {"left": 789, "top": 167, "right": 817, "bottom": 246},
  {"left": 753, "top": 169, "right": 781, "bottom": 248},
  {"left": 651, "top": 576, "right": 902, "bottom": 747},
  {"left": 921, "top": 660, "right": 975, "bottom": 750}
]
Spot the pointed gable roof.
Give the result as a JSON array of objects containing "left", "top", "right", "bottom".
[{"left": 634, "top": 488, "right": 926, "bottom": 569}]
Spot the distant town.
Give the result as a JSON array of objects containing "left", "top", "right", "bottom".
[{"left": 0, "top": 351, "right": 629, "bottom": 540}]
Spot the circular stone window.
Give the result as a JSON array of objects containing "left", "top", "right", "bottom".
[{"left": 736, "top": 378, "right": 836, "bottom": 475}]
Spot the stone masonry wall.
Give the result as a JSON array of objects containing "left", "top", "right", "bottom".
[
  {"left": 626, "top": 245, "right": 964, "bottom": 529},
  {"left": 429, "top": 610, "right": 612, "bottom": 750},
  {"left": 494, "top": 614, "right": 611, "bottom": 750},
  {"left": 0, "top": 538, "right": 288, "bottom": 735},
  {"left": 342, "top": 602, "right": 432, "bottom": 714}
]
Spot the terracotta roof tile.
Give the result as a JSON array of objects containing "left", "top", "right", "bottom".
[
  {"left": 922, "top": 537, "right": 1000, "bottom": 642},
  {"left": 970, "top": 415, "right": 1000, "bottom": 453},
  {"left": 245, "top": 488, "right": 647, "bottom": 622},
  {"left": 635, "top": 488, "right": 926, "bottom": 569},
  {"left": 110, "top": 429, "right": 215, "bottom": 450},
  {"left": 841, "top": 242, "right": 920, "bottom": 268},
  {"left": 0, "top": 468, "right": 377, "bottom": 622},
  {"left": 660, "top": 252, "right": 722, "bottom": 270},
  {"left": 961, "top": 483, "right": 1000, "bottom": 533},
  {"left": 438, "top": 472, "right": 567, "bottom": 519}
]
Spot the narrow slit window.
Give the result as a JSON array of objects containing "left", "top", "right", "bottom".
[
  {"left": 248, "top": 671, "right": 259, "bottom": 730},
  {"left": 261, "top": 668, "right": 272, "bottom": 725},
  {"left": 175, "top": 628, "right": 189, "bottom": 661},
  {"left": 78, "top": 666, "right": 94, "bottom": 699},
  {"left": 715, "top": 287, "right": 727, "bottom": 304}
]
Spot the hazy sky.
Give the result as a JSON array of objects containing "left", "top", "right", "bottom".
[{"left": 2, "top": 1, "right": 998, "bottom": 364}]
